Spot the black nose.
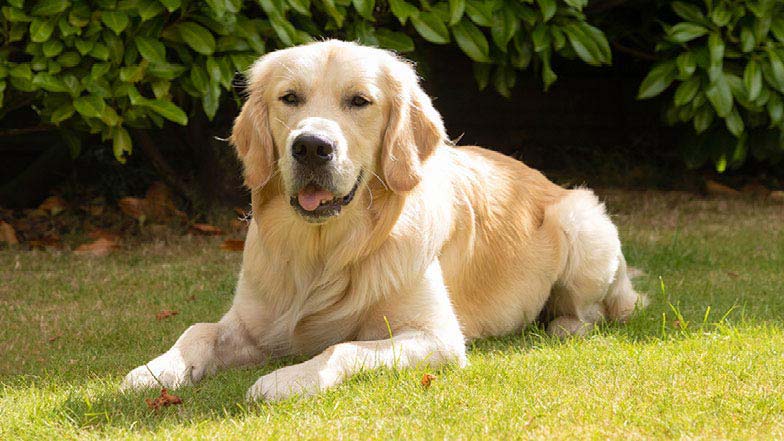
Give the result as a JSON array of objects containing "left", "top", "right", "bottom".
[{"left": 291, "top": 134, "right": 335, "bottom": 167}]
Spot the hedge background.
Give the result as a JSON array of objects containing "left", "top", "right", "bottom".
[{"left": 1, "top": 0, "right": 783, "bottom": 209}]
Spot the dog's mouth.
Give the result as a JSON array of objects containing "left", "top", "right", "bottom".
[{"left": 290, "top": 172, "right": 363, "bottom": 221}]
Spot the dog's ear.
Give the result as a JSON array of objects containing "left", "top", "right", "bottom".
[
  {"left": 230, "top": 63, "right": 275, "bottom": 190},
  {"left": 381, "top": 60, "right": 446, "bottom": 193}
]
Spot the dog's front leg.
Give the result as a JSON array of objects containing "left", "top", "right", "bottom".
[
  {"left": 247, "top": 260, "right": 467, "bottom": 402},
  {"left": 121, "top": 309, "right": 264, "bottom": 391}
]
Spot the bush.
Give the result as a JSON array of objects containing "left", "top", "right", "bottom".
[
  {"left": 0, "top": 0, "right": 782, "bottom": 173},
  {"left": 638, "top": 0, "right": 784, "bottom": 170}
]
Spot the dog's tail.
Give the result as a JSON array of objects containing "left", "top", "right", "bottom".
[{"left": 603, "top": 254, "right": 647, "bottom": 322}]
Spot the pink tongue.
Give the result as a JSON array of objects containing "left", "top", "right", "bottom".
[{"left": 297, "top": 186, "right": 334, "bottom": 211}]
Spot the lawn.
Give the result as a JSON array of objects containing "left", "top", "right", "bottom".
[{"left": 1, "top": 191, "right": 783, "bottom": 440}]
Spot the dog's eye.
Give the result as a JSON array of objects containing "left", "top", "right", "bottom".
[
  {"left": 349, "top": 95, "right": 371, "bottom": 108},
  {"left": 279, "top": 92, "right": 301, "bottom": 106}
]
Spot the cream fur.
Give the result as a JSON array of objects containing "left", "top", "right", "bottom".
[{"left": 121, "top": 40, "right": 643, "bottom": 401}]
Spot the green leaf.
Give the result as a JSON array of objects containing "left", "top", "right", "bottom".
[
  {"left": 771, "top": 17, "right": 784, "bottom": 43},
  {"left": 73, "top": 95, "right": 106, "bottom": 118},
  {"left": 51, "top": 103, "right": 75, "bottom": 124},
  {"left": 744, "top": 60, "right": 762, "bottom": 102},
  {"left": 674, "top": 76, "right": 701, "bottom": 106},
  {"left": 511, "top": 33, "right": 532, "bottom": 68},
  {"left": 541, "top": 49, "right": 557, "bottom": 90},
  {"left": 190, "top": 66, "right": 209, "bottom": 94},
  {"left": 32, "top": 72, "right": 67, "bottom": 92},
  {"left": 693, "top": 105, "right": 714, "bottom": 133},
  {"left": 705, "top": 72, "right": 733, "bottom": 117},
  {"left": 388, "top": 0, "right": 418, "bottom": 25},
  {"left": 352, "top": 0, "right": 374, "bottom": 21},
  {"left": 31, "top": 0, "right": 70, "bottom": 16},
  {"left": 493, "top": 64, "right": 515, "bottom": 98},
  {"left": 725, "top": 107, "right": 744, "bottom": 137},
  {"left": 135, "top": 36, "right": 166, "bottom": 64},
  {"left": 375, "top": 29, "right": 415, "bottom": 52},
  {"left": 139, "top": 98, "right": 188, "bottom": 125},
  {"left": 676, "top": 51, "right": 696, "bottom": 78},
  {"left": 113, "top": 126, "right": 132, "bottom": 163},
  {"left": 321, "top": 0, "right": 345, "bottom": 27},
  {"left": 75, "top": 39, "right": 95, "bottom": 55},
  {"left": 119, "top": 65, "right": 145, "bottom": 83},
  {"left": 473, "top": 63, "right": 491, "bottom": 91},
  {"left": 3, "top": 6, "right": 32, "bottom": 22},
  {"left": 637, "top": 61, "right": 676, "bottom": 99},
  {"left": 176, "top": 22, "right": 216, "bottom": 55},
  {"left": 671, "top": 1, "right": 704, "bottom": 23},
  {"left": 667, "top": 22, "right": 708, "bottom": 43},
  {"left": 101, "top": 11, "right": 129, "bottom": 34},
  {"left": 740, "top": 26, "right": 755, "bottom": 53},
  {"left": 448, "top": 0, "right": 464, "bottom": 26},
  {"left": 708, "top": 32, "right": 724, "bottom": 66},
  {"left": 269, "top": 17, "right": 297, "bottom": 46},
  {"left": 160, "top": 0, "right": 181, "bottom": 12},
  {"left": 464, "top": 0, "right": 493, "bottom": 27},
  {"left": 101, "top": 106, "right": 121, "bottom": 126},
  {"left": 138, "top": 0, "right": 164, "bottom": 20},
  {"left": 203, "top": 81, "right": 221, "bottom": 120},
  {"left": 530, "top": 24, "right": 550, "bottom": 54},
  {"left": 9, "top": 63, "right": 32, "bottom": 80},
  {"left": 452, "top": 18, "right": 491, "bottom": 63},
  {"left": 710, "top": 4, "right": 731, "bottom": 27},
  {"left": 765, "top": 48, "right": 784, "bottom": 93},
  {"left": 535, "top": 0, "right": 556, "bottom": 22},
  {"left": 411, "top": 12, "right": 450, "bottom": 44},
  {"left": 42, "top": 39, "right": 63, "bottom": 57},
  {"left": 147, "top": 62, "right": 187, "bottom": 80},
  {"left": 151, "top": 80, "right": 170, "bottom": 98},
  {"left": 289, "top": 0, "right": 313, "bottom": 16},
  {"left": 490, "top": 7, "right": 518, "bottom": 51},
  {"left": 29, "top": 18, "right": 55, "bottom": 43},
  {"left": 90, "top": 42, "right": 110, "bottom": 61},
  {"left": 767, "top": 93, "right": 783, "bottom": 125},
  {"left": 562, "top": 24, "right": 606, "bottom": 66}
]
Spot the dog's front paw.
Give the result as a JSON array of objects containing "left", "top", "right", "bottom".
[
  {"left": 246, "top": 363, "right": 337, "bottom": 402},
  {"left": 120, "top": 351, "right": 192, "bottom": 392}
]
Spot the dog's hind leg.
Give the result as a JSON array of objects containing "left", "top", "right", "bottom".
[{"left": 543, "top": 189, "right": 643, "bottom": 337}]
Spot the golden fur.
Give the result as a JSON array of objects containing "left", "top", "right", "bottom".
[{"left": 122, "top": 41, "right": 642, "bottom": 401}]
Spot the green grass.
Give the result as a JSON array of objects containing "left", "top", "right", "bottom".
[{"left": 1, "top": 191, "right": 783, "bottom": 440}]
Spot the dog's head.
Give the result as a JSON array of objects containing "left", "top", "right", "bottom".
[{"left": 230, "top": 40, "right": 446, "bottom": 223}]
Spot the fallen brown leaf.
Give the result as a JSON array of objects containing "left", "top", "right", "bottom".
[
  {"left": 48, "top": 334, "right": 62, "bottom": 343},
  {"left": 145, "top": 388, "right": 183, "bottom": 410},
  {"left": 0, "top": 221, "right": 19, "bottom": 245},
  {"left": 186, "top": 295, "right": 196, "bottom": 302},
  {"left": 74, "top": 237, "right": 120, "bottom": 257},
  {"left": 38, "top": 196, "right": 67, "bottom": 216},
  {"left": 118, "top": 197, "right": 149, "bottom": 221},
  {"left": 726, "top": 271, "right": 739, "bottom": 279},
  {"left": 771, "top": 191, "right": 784, "bottom": 203},
  {"left": 145, "top": 182, "right": 177, "bottom": 221},
  {"left": 705, "top": 179, "right": 740, "bottom": 197},
  {"left": 88, "top": 229, "right": 122, "bottom": 242},
  {"left": 220, "top": 239, "right": 245, "bottom": 252},
  {"left": 188, "top": 223, "right": 223, "bottom": 236},
  {"left": 740, "top": 182, "right": 770, "bottom": 198},
  {"left": 421, "top": 373, "right": 436, "bottom": 389},
  {"left": 156, "top": 309, "right": 179, "bottom": 320}
]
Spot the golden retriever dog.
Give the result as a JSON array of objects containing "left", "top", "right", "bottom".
[{"left": 122, "top": 40, "right": 643, "bottom": 401}]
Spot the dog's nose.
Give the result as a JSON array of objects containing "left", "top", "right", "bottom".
[{"left": 292, "top": 134, "right": 335, "bottom": 166}]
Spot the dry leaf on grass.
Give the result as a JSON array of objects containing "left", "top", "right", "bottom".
[
  {"left": 220, "top": 239, "right": 245, "bottom": 252},
  {"left": 48, "top": 334, "right": 62, "bottom": 343},
  {"left": 186, "top": 295, "right": 196, "bottom": 302},
  {"left": 421, "top": 373, "right": 436, "bottom": 388},
  {"left": 118, "top": 197, "right": 149, "bottom": 221},
  {"left": 188, "top": 223, "right": 223, "bottom": 236},
  {"left": 74, "top": 237, "right": 120, "bottom": 257},
  {"left": 145, "top": 388, "right": 183, "bottom": 410},
  {"left": 771, "top": 191, "right": 784, "bottom": 203},
  {"left": 0, "top": 221, "right": 19, "bottom": 245},
  {"left": 38, "top": 196, "right": 67, "bottom": 216},
  {"left": 156, "top": 309, "right": 179, "bottom": 320},
  {"left": 705, "top": 180, "right": 740, "bottom": 197},
  {"left": 88, "top": 229, "right": 122, "bottom": 242}
]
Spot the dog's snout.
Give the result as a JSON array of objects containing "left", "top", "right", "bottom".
[{"left": 292, "top": 134, "right": 335, "bottom": 167}]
